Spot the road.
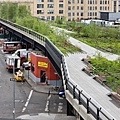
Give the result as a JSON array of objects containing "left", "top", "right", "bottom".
[{"left": 0, "top": 45, "right": 67, "bottom": 119}]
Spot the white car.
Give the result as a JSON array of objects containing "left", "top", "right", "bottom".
[{"left": 22, "top": 62, "right": 31, "bottom": 70}]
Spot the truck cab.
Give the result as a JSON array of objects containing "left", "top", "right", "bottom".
[{"left": 12, "top": 49, "right": 31, "bottom": 65}]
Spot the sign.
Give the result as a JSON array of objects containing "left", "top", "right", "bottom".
[{"left": 38, "top": 61, "right": 48, "bottom": 68}]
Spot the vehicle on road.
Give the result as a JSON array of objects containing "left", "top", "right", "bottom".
[
  {"left": 5, "top": 55, "right": 20, "bottom": 72},
  {"left": 12, "top": 49, "right": 31, "bottom": 65},
  {"left": 14, "top": 70, "right": 25, "bottom": 82},
  {"left": 58, "top": 90, "right": 65, "bottom": 98},
  {"left": 3, "top": 41, "right": 22, "bottom": 53},
  {"left": 22, "top": 61, "right": 31, "bottom": 70}
]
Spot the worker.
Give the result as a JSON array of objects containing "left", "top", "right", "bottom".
[{"left": 17, "top": 70, "right": 23, "bottom": 77}]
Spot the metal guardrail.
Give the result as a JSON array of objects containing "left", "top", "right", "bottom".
[
  {"left": 0, "top": 18, "right": 116, "bottom": 120},
  {"left": 0, "top": 18, "right": 47, "bottom": 43},
  {"left": 61, "top": 56, "right": 115, "bottom": 120}
]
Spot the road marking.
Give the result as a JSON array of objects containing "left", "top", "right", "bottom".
[
  {"left": 45, "top": 94, "right": 51, "bottom": 112},
  {"left": 59, "top": 97, "right": 63, "bottom": 99},
  {"left": 22, "top": 90, "right": 33, "bottom": 112},
  {"left": 58, "top": 103, "right": 63, "bottom": 112}
]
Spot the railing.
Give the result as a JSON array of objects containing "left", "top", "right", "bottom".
[
  {"left": 0, "top": 18, "right": 116, "bottom": 120},
  {"left": 61, "top": 56, "right": 115, "bottom": 120},
  {"left": 0, "top": 18, "right": 47, "bottom": 43}
]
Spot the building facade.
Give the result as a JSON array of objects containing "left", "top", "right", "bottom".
[
  {"left": 1, "top": 0, "right": 120, "bottom": 21},
  {"left": 33, "top": 0, "right": 120, "bottom": 21},
  {"left": 30, "top": 51, "right": 62, "bottom": 86}
]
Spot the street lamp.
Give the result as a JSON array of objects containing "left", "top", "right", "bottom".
[
  {"left": 54, "top": 72, "right": 58, "bottom": 91},
  {"left": 10, "top": 58, "right": 16, "bottom": 119}
]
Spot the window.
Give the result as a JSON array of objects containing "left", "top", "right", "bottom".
[
  {"left": 95, "top": 0, "right": 97, "bottom": 4},
  {"left": 90, "top": 12, "right": 92, "bottom": 16},
  {"left": 68, "top": 0, "right": 71, "bottom": 4},
  {"left": 37, "top": 10, "right": 44, "bottom": 14},
  {"left": 77, "top": 0, "right": 79, "bottom": 3},
  {"left": 95, "top": 12, "right": 97, "bottom": 16},
  {"left": 47, "top": 16, "right": 50, "bottom": 20},
  {"left": 68, "top": 18, "right": 71, "bottom": 21},
  {"left": 105, "top": 6, "right": 107, "bottom": 10},
  {"left": 40, "top": 16, "right": 45, "bottom": 20},
  {"left": 90, "top": 6, "right": 92, "bottom": 10},
  {"left": 68, "top": 12, "right": 71, "bottom": 16},
  {"left": 100, "top": 0, "right": 102, "bottom": 4},
  {"left": 72, "top": 6, "right": 75, "bottom": 10},
  {"left": 72, "top": 0, "right": 75, "bottom": 3},
  {"left": 81, "top": 12, "right": 83, "bottom": 16},
  {"left": 59, "top": 10, "right": 63, "bottom": 14},
  {"left": 47, "top": 0, "right": 53, "bottom": 2},
  {"left": 90, "top": 0, "right": 92, "bottom": 4},
  {"left": 95, "top": 6, "right": 97, "bottom": 10},
  {"left": 81, "top": 6, "right": 83, "bottom": 10},
  {"left": 51, "top": 16, "right": 54, "bottom": 20},
  {"left": 59, "top": 4, "right": 63, "bottom": 8},
  {"left": 88, "top": 12, "right": 89, "bottom": 16},
  {"left": 37, "top": 0, "right": 44, "bottom": 2},
  {"left": 77, "top": 12, "right": 79, "bottom": 16},
  {"left": 47, "top": 4, "right": 54, "bottom": 8},
  {"left": 81, "top": 0, "right": 83, "bottom": 4},
  {"left": 59, "top": 0, "right": 63, "bottom": 2},
  {"left": 77, "top": 6, "right": 79, "bottom": 10},
  {"left": 47, "top": 10, "right": 54, "bottom": 14},
  {"left": 105, "top": 0, "right": 107, "bottom": 4},
  {"left": 37, "top": 4, "right": 44, "bottom": 8},
  {"left": 100, "top": 6, "right": 102, "bottom": 10},
  {"left": 68, "top": 6, "right": 71, "bottom": 10},
  {"left": 72, "top": 12, "right": 75, "bottom": 16}
]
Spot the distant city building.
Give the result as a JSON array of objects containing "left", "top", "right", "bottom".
[
  {"left": 100, "top": 12, "right": 120, "bottom": 21},
  {"left": 0, "top": 0, "right": 120, "bottom": 21}
]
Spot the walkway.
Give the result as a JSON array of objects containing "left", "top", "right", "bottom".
[{"left": 65, "top": 37, "right": 120, "bottom": 120}]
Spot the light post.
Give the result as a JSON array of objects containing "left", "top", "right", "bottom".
[
  {"left": 54, "top": 72, "right": 58, "bottom": 91},
  {"left": 10, "top": 58, "right": 16, "bottom": 119}
]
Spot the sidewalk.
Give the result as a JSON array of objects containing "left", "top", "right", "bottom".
[{"left": 24, "top": 70, "right": 58, "bottom": 95}]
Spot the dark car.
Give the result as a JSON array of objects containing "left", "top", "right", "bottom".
[{"left": 58, "top": 90, "right": 65, "bottom": 97}]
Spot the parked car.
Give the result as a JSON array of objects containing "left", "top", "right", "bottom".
[
  {"left": 22, "top": 61, "right": 31, "bottom": 70},
  {"left": 58, "top": 90, "right": 65, "bottom": 97}
]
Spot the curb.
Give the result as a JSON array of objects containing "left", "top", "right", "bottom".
[{"left": 25, "top": 78, "right": 58, "bottom": 95}]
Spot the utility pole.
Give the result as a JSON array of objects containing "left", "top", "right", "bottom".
[{"left": 10, "top": 58, "right": 16, "bottom": 119}]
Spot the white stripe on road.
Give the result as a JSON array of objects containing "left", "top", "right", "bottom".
[
  {"left": 58, "top": 103, "right": 63, "bottom": 112},
  {"left": 22, "top": 90, "right": 33, "bottom": 112},
  {"left": 45, "top": 94, "right": 51, "bottom": 112}
]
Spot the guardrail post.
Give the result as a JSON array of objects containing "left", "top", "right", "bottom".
[
  {"left": 87, "top": 98, "right": 91, "bottom": 113},
  {"left": 73, "top": 85, "right": 77, "bottom": 99},
  {"left": 97, "top": 107, "right": 101, "bottom": 120},
  {"left": 79, "top": 90, "right": 83, "bottom": 104},
  {"left": 65, "top": 79, "right": 68, "bottom": 90}
]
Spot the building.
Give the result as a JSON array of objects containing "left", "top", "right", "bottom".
[
  {"left": 29, "top": 50, "right": 62, "bottom": 86},
  {"left": 1, "top": 0, "right": 120, "bottom": 21}
]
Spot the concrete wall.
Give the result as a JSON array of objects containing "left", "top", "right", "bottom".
[{"left": 65, "top": 90, "right": 96, "bottom": 120}]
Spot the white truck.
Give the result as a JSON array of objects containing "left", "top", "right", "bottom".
[
  {"left": 12, "top": 49, "right": 31, "bottom": 65},
  {"left": 6, "top": 55, "right": 20, "bottom": 72}
]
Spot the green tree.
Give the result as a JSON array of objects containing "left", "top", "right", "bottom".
[{"left": 17, "top": 5, "right": 30, "bottom": 19}]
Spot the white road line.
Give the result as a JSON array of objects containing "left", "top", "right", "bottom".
[
  {"left": 45, "top": 94, "right": 51, "bottom": 112},
  {"left": 58, "top": 103, "right": 63, "bottom": 112},
  {"left": 22, "top": 90, "right": 33, "bottom": 112}
]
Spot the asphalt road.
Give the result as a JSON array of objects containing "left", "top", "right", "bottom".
[{"left": 0, "top": 46, "right": 67, "bottom": 119}]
